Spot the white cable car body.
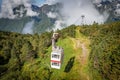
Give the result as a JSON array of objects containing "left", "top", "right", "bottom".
[{"left": 51, "top": 33, "right": 64, "bottom": 69}]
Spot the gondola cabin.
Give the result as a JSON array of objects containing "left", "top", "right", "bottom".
[
  {"left": 51, "top": 48, "right": 64, "bottom": 69},
  {"left": 51, "top": 33, "right": 64, "bottom": 69}
]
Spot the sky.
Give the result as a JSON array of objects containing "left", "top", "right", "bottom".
[
  {"left": 0, "top": 0, "right": 2, "bottom": 11},
  {"left": 0, "top": 0, "right": 2, "bottom": 4},
  {"left": 33, "top": 0, "right": 45, "bottom": 6}
]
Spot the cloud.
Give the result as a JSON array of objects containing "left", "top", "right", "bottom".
[
  {"left": 43, "top": 0, "right": 109, "bottom": 25},
  {"left": 0, "top": 0, "right": 38, "bottom": 19},
  {"left": 0, "top": 0, "right": 109, "bottom": 23},
  {"left": 115, "top": 9, "right": 120, "bottom": 16},
  {"left": 37, "top": 0, "right": 59, "bottom": 7},
  {"left": 47, "top": 12, "right": 57, "bottom": 18},
  {"left": 53, "top": 20, "right": 64, "bottom": 31},
  {"left": 92, "top": 0, "right": 102, "bottom": 4},
  {"left": 115, "top": 3, "right": 120, "bottom": 16},
  {"left": 39, "top": 0, "right": 109, "bottom": 30},
  {"left": 22, "top": 20, "right": 34, "bottom": 34},
  {"left": 44, "top": 0, "right": 59, "bottom": 5},
  {"left": 26, "top": 7, "right": 38, "bottom": 17},
  {"left": 56, "top": 0, "right": 108, "bottom": 26}
]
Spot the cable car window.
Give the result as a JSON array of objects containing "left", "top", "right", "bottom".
[
  {"left": 52, "top": 62, "right": 59, "bottom": 66},
  {"left": 52, "top": 54, "right": 60, "bottom": 59}
]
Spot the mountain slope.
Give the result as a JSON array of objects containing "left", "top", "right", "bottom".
[
  {"left": 0, "top": 1, "right": 120, "bottom": 34},
  {"left": 0, "top": 21, "right": 120, "bottom": 80},
  {"left": 0, "top": 3, "right": 61, "bottom": 34},
  {"left": 80, "top": 22, "right": 120, "bottom": 80}
]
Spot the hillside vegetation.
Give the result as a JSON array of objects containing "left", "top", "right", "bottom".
[
  {"left": 80, "top": 22, "right": 120, "bottom": 80},
  {"left": 0, "top": 22, "right": 120, "bottom": 80}
]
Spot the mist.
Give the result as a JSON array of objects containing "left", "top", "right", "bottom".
[
  {"left": 43, "top": 0, "right": 109, "bottom": 31},
  {"left": 22, "top": 20, "right": 34, "bottom": 34},
  {"left": 58, "top": 0, "right": 109, "bottom": 26}
]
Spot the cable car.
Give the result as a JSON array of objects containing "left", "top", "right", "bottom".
[{"left": 51, "top": 33, "right": 64, "bottom": 69}]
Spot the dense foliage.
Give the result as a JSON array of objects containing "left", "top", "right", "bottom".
[
  {"left": 0, "top": 26, "right": 76, "bottom": 80},
  {"left": 0, "top": 21, "right": 119, "bottom": 80},
  {"left": 0, "top": 17, "right": 29, "bottom": 33},
  {"left": 80, "top": 22, "right": 120, "bottom": 80}
]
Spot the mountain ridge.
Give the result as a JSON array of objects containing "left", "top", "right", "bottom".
[
  {"left": 0, "top": 3, "right": 62, "bottom": 34},
  {"left": 0, "top": 1, "right": 120, "bottom": 34}
]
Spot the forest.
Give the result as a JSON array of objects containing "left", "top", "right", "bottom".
[
  {"left": 80, "top": 22, "right": 120, "bottom": 80},
  {"left": 0, "top": 21, "right": 120, "bottom": 80}
]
